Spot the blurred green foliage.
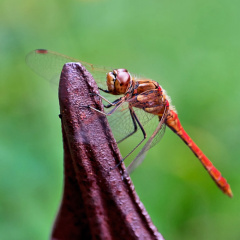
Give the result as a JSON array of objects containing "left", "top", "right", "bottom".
[{"left": 1, "top": 0, "right": 240, "bottom": 239}]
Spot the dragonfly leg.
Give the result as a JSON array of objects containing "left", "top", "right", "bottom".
[
  {"left": 111, "top": 107, "right": 147, "bottom": 170},
  {"left": 87, "top": 98, "right": 125, "bottom": 116},
  {"left": 126, "top": 107, "right": 168, "bottom": 174},
  {"left": 117, "top": 107, "right": 138, "bottom": 144},
  {"left": 98, "top": 87, "right": 110, "bottom": 93},
  {"left": 91, "top": 91, "right": 122, "bottom": 107},
  {"left": 104, "top": 98, "right": 123, "bottom": 108}
]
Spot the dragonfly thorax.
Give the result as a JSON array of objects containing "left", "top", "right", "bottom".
[{"left": 106, "top": 69, "right": 132, "bottom": 95}]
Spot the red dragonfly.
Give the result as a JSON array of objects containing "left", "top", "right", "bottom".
[{"left": 26, "top": 49, "right": 233, "bottom": 197}]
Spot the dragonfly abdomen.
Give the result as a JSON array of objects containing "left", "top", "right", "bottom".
[{"left": 165, "top": 110, "right": 233, "bottom": 197}]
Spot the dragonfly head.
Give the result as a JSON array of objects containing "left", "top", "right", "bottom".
[{"left": 106, "top": 69, "right": 132, "bottom": 95}]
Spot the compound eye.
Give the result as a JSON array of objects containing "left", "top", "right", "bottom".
[
  {"left": 106, "top": 69, "right": 131, "bottom": 94},
  {"left": 114, "top": 69, "right": 131, "bottom": 94},
  {"left": 116, "top": 69, "right": 130, "bottom": 86}
]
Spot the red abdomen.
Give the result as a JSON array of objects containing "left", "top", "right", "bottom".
[{"left": 165, "top": 110, "right": 232, "bottom": 197}]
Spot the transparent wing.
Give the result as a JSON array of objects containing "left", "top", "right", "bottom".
[
  {"left": 126, "top": 106, "right": 168, "bottom": 174},
  {"left": 105, "top": 89, "right": 167, "bottom": 162},
  {"left": 106, "top": 101, "right": 156, "bottom": 143},
  {"left": 106, "top": 103, "right": 135, "bottom": 143},
  {"left": 26, "top": 49, "right": 112, "bottom": 89},
  {"left": 26, "top": 49, "right": 168, "bottom": 173}
]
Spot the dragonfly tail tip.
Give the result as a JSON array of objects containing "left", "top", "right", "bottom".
[{"left": 226, "top": 188, "right": 233, "bottom": 198}]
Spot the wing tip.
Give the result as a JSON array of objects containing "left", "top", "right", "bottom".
[{"left": 35, "top": 49, "right": 48, "bottom": 54}]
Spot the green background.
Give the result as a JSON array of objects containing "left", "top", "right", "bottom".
[{"left": 1, "top": 0, "right": 240, "bottom": 239}]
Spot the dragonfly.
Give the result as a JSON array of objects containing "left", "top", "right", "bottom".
[{"left": 26, "top": 49, "right": 233, "bottom": 197}]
